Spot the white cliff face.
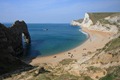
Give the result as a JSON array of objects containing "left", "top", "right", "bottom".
[
  {"left": 87, "top": 21, "right": 118, "bottom": 33},
  {"left": 71, "top": 13, "right": 119, "bottom": 34},
  {"left": 105, "top": 14, "right": 120, "bottom": 25},
  {"left": 81, "top": 13, "right": 93, "bottom": 27},
  {"left": 81, "top": 13, "right": 119, "bottom": 33},
  {"left": 71, "top": 20, "right": 81, "bottom": 26}
]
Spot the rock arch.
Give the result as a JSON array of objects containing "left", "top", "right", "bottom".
[
  {"left": 0, "top": 20, "right": 31, "bottom": 75},
  {"left": 10, "top": 20, "right": 31, "bottom": 44},
  {"left": 0, "top": 20, "right": 31, "bottom": 56}
]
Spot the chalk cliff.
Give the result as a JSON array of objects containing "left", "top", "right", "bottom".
[
  {"left": 71, "top": 12, "right": 120, "bottom": 33},
  {"left": 0, "top": 20, "right": 31, "bottom": 75}
]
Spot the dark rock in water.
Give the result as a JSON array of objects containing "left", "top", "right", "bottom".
[{"left": 0, "top": 20, "right": 31, "bottom": 75}]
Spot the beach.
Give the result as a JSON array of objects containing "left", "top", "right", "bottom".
[{"left": 30, "top": 26, "right": 114, "bottom": 66}]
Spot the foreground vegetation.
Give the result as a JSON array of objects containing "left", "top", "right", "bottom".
[
  {"left": 100, "top": 66, "right": 120, "bottom": 80},
  {"left": 103, "top": 37, "right": 120, "bottom": 52}
]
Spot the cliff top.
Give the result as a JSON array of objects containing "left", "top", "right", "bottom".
[{"left": 87, "top": 12, "right": 120, "bottom": 24}]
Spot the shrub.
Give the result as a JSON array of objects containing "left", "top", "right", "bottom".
[{"left": 59, "top": 58, "right": 77, "bottom": 65}]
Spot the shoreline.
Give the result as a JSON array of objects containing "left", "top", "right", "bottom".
[
  {"left": 30, "top": 26, "right": 114, "bottom": 66},
  {"left": 33, "top": 29, "right": 89, "bottom": 58}
]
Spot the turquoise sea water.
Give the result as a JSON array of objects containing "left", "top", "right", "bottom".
[{"left": 5, "top": 23, "right": 87, "bottom": 58}]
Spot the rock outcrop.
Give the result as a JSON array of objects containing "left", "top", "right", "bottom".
[{"left": 0, "top": 20, "right": 31, "bottom": 75}]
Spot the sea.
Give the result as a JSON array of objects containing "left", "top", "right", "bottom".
[{"left": 5, "top": 23, "right": 87, "bottom": 58}]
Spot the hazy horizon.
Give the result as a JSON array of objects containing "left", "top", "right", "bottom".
[{"left": 0, "top": 0, "right": 120, "bottom": 23}]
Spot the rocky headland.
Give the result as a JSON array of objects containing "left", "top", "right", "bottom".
[{"left": 0, "top": 20, "right": 32, "bottom": 76}]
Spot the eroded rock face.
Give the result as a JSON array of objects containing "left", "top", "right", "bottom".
[
  {"left": 0, "top": 20, "right": 31, "bottom": 75},
  {"left": 9, "top": 20, "right": 31, "bottom": 56}
]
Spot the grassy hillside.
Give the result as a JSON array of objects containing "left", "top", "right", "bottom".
[
  {"left": 103, "top": 37, "right": 120, "bottom": 52},
  {"left": 88, "top": 12, "right": 120, "bottom": 24},
  {"left": 100, "top": 66, "right": 120, "bottom": 80}
]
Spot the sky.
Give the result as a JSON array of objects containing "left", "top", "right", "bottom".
[{"left": 0, "top": 0, "right": 120, "bottom": 23}]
